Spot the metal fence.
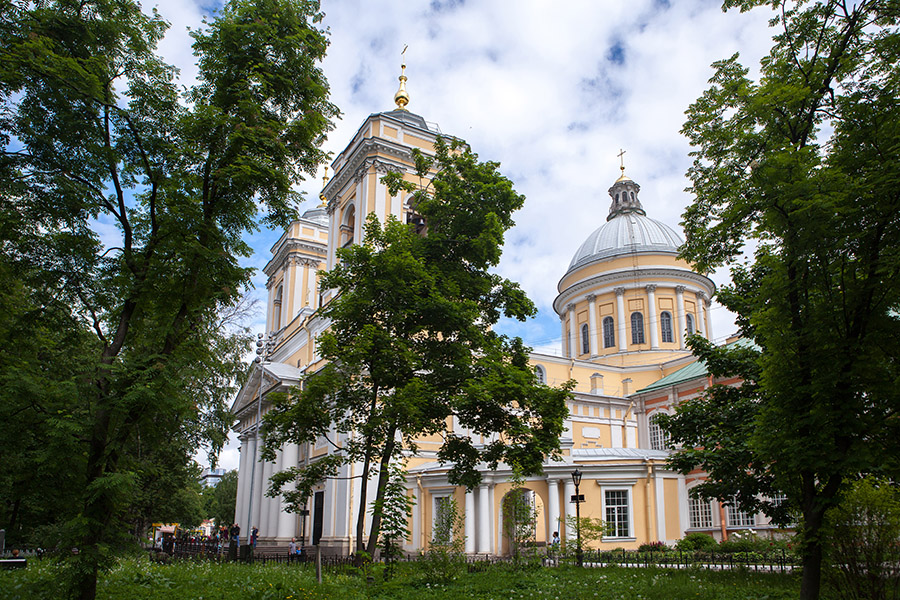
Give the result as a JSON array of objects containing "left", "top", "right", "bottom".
[
  {"left": 556, "top": 548, "right": 799, "bottom": 573},
  {"left": 161, "top": 543, "right": 799, "bottom": 575}
]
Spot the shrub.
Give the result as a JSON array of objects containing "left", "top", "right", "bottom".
[
  {"left": 418, "top": 496, "right": 466, "bottom": 584},
  {"left": 675, "top": 532, "right": 719, "bottom": 552},
  {"left": 638, "top": 541, "right": 669, "bottom": 553},
  {"left": 823, "top": 477, "right": 900, "bottom": 600}
]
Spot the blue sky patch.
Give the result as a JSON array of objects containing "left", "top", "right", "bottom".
[{"left": 607, "top": 40, "right": 626, "bottom": 66}]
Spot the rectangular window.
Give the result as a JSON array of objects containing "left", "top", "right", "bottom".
[
  {"left": 605, "top": 490, "right": 630, "bottom": 538},
  {"left": 689, "top": 497, "right": 713, "bottom": 529},
  {"left": 433, "top": 496, "right": 453, "bottom": 542},
  {"left": 727, "top": 500, "right": 756, "bottom": 528}
]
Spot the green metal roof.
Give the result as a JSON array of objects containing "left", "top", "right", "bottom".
[
  {"left": 635, "top": 360, "right": 710, "bottom": 395},
  {"left": 635, "top": 338, "right": 756, "bottom": 395}
]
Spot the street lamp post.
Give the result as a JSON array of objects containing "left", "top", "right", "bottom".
[
  {"left": 572, "top": 469, "right": 583, "bottom": 567},
  {"left": 245, "top": 333, "right": 273, "bottom": 548}
]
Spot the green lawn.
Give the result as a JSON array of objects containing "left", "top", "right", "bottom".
[{"left": 0, "top": 557, "right": 803, "bottom": 600}]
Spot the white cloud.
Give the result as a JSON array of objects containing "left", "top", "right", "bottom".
[{"left": 155, "top": 0, "right": 777, "bottom": 467}]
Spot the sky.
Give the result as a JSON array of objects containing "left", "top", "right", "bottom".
[{"left": 146, "top": 0, "right": 778, "bottom": 471}]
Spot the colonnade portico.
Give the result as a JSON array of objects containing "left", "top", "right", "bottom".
[
  {"left": 563, "top": 283, "right": 711, "bottom": 359},
  {"left": 234, "top": 430, "right": 299, "bottom": 544},
  {"left": 423, "top": 474, "right": 583, "bottom": 556}
]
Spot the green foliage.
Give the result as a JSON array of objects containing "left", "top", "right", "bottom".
[
  {"left": 675, "top": 532, "right": 720, "bottom": 553},
  {"left": 666, "top": 2, "right": 900, "bottom": 598},
  {"left": 264, "top": 136, "right": 572, "bottom": 557},
  {"left": 420, "top": 495, "right": 466, "bottom": 584},
  {"left": 501, "top": 475, "right": 538, "bottom": 561},
  {"left": 203, "top": 470, "right": 239, "bottom": 529},
  {"left": 372, "top": 463, "right": 413, "bottom": 568},
  {"left": 823, "top": 477, "right": 900, "bottom": 600},
  {"left": 0, "top": 0, "right": 336, "bottom": 597},
  {"left": 0, "top": 556, "right": 802, "bottom": 600},
  {"left": 563, "top": 515, "right": 607, "bottom": 551}
]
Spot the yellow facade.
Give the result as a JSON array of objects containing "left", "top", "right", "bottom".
[{"left": 229, "top": 78, "right": 778, "bottom": 555}]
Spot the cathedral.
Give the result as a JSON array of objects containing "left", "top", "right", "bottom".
[{"left": 230, "top": 64, "right": 777, "bottom": 554}]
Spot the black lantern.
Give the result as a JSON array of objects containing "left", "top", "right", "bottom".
[{"left": 572, "top": 469, "right": 584, "bottom": 567}]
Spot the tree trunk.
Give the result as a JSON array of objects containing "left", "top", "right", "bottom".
[
  {"left": 364, "top": 435, "right": 396, "bottom": 559},
  {"left": 800, "top": 538, "right": 823, "bottom": 600},
  {"left": 76, "top": 408, "right": 118, "bottom": 600},
  {"left": 7, "top": 497, "right": 21, "bottom": 541},
  {"left": 354, "top": 446, "right": 372, "bottom": 556}
]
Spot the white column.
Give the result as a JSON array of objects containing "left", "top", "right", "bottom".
[
  {"left": 266, "top": 450, "right": 282, "bottom": 538},
  {"left": 567, "top": 303, "right": 577, "bottom": 358},
  {"left": 560, "top": 317, "right": 568, "bottom": 358},
  {"left": 704, "top": 299, "right": 713, "bottom": 340},
  {"left": 235, "top": 437, "right": 249, "bottom": 525},
  {"left": 615, "top": 287, "right": 628, "bottom": 352},
  {"left": 250, "top": 435, "right": 264, "bottom": 533},
  {"left": 586, "top": 295, "right": 598, "bottom": 356},
  {"left": 244, "top": 435, "right": 258, "bottom": 531},
  {"left": 307, "top": 264, "right": 318, "bottom": 309},
  {"left": 265, "top": 283, "right": 275, "bottom": 333},
  {"left": 477, "top": 484, "right": 491, "bottom": 554},
  {"left": 277, "top": 443, "right": 299, "bottom": 539},
  {"left": 280, "top": 265, "right": 293, "bottom": 329},
  {"left": 291, "top": 258, "right": 305, "bottom": 316},
  {"left": 547, "top": 479, "right": 560, "bottom": 540},
  {"left": 465, "top": 489, "right": 476, "bottom": 554},
  {"left": 646, "top": 285, "right": 659, "bottom": 350},
  {"left": 259, "top": 455, "right": 274, "bottom": 537},
  {"left": 675, "top": 286, "right": 687, "bottom": 349},
  {"left": 563, "top": 479, "right": 576, "bottom": 543},
  {"left": 695, "top": 292, "right": 706, "bottom": 337},
  {"left": 354, "top": 179, "right": 364, "bottom": 244}
]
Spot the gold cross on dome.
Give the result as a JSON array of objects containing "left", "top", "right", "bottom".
[{"left": 617, "top": 148, "right": 626, "bottom": 173}]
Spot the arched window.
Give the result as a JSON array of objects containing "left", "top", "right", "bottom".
[
  {"left": 631, "top": 312, "right": 645, "bottom": 345},
  {"left": 602, "top": 316, "right": 615, "bottom": 348},
  {"left": 615, "top": 193, "right": 620, "bottom": 204},
  {"left": 273, "top": 284, "right": 283, "bottom": 330},
  {"left": 340, "top": 204, "right": 356, "bottom": 248},
  {"left": 660, "top": 311, "right": 673, "bottom": 343},
  {"left": 686, "top": 313, "right": 695, "bottom": 336},
  {"left": 581, "top": 323, "right": 590, "bottom": 355},
  {"left": 534, "top": 365, "right": 546, "bottom": 384},
  {"left": 630, "top": 191, "right": 635, "bottom": 200},
  {"left": 648, "top": 413, "right": 670, "bottom": 450}
]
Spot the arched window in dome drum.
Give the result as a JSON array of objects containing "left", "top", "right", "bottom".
[
  {"left": 686, "top": 313, "right": 695, "bottom": 336},
  {"left": 660, "top": 311, "right": 673, "bottom": 343},
  {"left": 630, "top": 191, "right": 635, "bottom": 200},
  {"left": 603, "top": 316, "right": 615, "bottom": 348},
  {"left": 631, "top": 312, "right": 645, "bottom": 345},
  {"left": 581, "top": 324, "right": 590, "bottom": 355}
]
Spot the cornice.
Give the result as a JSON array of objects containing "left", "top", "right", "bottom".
[
  {"left": 553, "top": 267, "right": 715, "bottom": 315},
  {"left": 322, "top": 137, "right": 420, "bottom": 208},
  {"left": 264, "top": 240, "right": 328, "bottom": 278}
]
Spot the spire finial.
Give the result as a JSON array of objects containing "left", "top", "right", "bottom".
[
  {"left": 616, "top": 148, "right": 632, "bottom": 182},
  {"left": 319, "top": 166, "right": 329, "bottom": 207},
  {"left": 394, "top": 44, "right": 410, "bottom": 111}
]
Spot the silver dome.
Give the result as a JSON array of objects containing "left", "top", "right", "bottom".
[{"left": 567, "top": 212, "right": 683, "bottom": 271}]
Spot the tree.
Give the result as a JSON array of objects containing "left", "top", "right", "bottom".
[
  {"left": 264, "top": 137, "right": 572, "bottom": 558},
  {"left": 663, "top": 1, "right": 900, "bottom": 598},
  {"left": 0, "top": 0, "right": 336, "bottom": 597},
  {"left": 203, "top": 470, "right": 239, "bottom": 530}
]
